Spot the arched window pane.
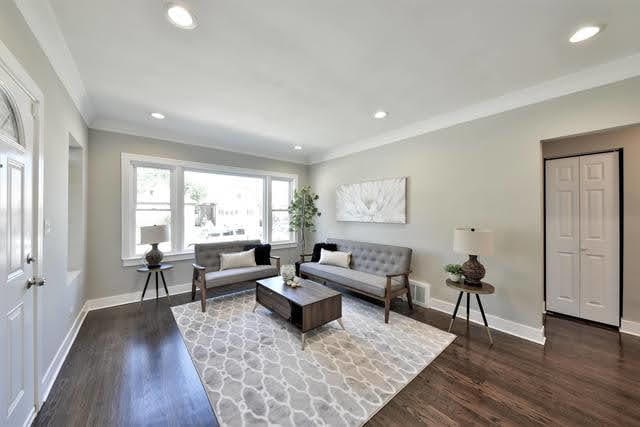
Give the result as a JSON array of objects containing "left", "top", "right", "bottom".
[{"left": 0, "top": 90, "right": 19, "bottom": 143}]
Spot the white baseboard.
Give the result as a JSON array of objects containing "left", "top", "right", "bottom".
[
  {"left": 40, "top": 304, "right": 88, "bottom": 403},
  {"left": 620, "top": 319, "right": 640, "bottom": 337},
  {"left": 429, "top": 297, "right": 546, "bottom": 345},
  {"left": 85, "top": 282, "right": 193, "bottom": 311},
  {"left": 38, "top": 281, "right": 193, "bottom": 408}
]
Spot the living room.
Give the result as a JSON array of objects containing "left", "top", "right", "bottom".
[{"left": 1, "top": 1, "right": 640, "bottom": 426}]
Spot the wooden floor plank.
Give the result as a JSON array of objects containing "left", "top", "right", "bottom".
[{"left": 34, "top": 283, "right": 640, "bottom": 426}]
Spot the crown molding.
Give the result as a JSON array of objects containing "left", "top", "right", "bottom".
[
  {"left": 14, "top": 0, "right": 94, "bottom": 124},
  {"left": 310, "top": 53, "right": 640, "bottom": 164},
  {"left": 91, "top": 118, "right": 308, "bottom": 165}
]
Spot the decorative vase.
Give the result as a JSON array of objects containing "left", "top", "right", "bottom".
[
  {"left": 448, "top": 273, "right": 461, "bottom": 283},
  {"left": 145, "top": 243, "right": 163, "bottom": 267}
]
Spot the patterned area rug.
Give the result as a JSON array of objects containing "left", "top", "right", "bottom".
[{"left": 171, "top": 289, "right": 455, "bottom": 426}]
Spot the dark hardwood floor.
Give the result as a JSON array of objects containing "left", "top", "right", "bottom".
[{"left": 34, "top": 284, "right": 640, "bottom": 426}]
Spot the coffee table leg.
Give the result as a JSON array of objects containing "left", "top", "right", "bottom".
[
  {"left": 301, "top": 333, "right": 306, "bottom": 350},
  {"left": 337, "top": 318, "right": 345, "bottom": 330},
  {"left": 448, "top": 292, "right": 464, "bottom": 332},
  {"left": 476, "top": 294, "right": 493, "bottom": 345}
]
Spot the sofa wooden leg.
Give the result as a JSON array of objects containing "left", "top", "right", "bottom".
[
  {"left": 200, "top": 281, "right": 207, "bottom": 312},
  {"left": 405, "top": 279, "right": 414, "bottom": 311},
  {"left": 384, "top": 294, "right": 391, "bottom": 323}
]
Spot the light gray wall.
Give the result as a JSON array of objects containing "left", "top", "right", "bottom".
[
  {"left": 87, "top": 129, "right": 308, "bottom": 299},
  {"left": 309, "top": 77, "right": 640, "bottom": 329},
  {"left": 0, "top": 2, "right": 89, "bottom": 392},
  {"left": 543, "top": 125, "right": 640, "bottom": 322}
]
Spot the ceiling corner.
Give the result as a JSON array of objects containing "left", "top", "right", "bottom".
[{"left": 14, "top": 0, "right": 94, "bottom": 125}]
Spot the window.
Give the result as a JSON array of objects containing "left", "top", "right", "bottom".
[
  {"left": 271, "top": 179, "right": 293, "bottom": 243},
  {"left": 121, "top": 153, "right": 296, "bottom": 264},
  {"left": 135, "top": 167, "right": 172, "bottom": 255},
  {"left": 184, "top": 171, "right": 264, "bottom": 247},
  {"left": 0, "top": 89, "right": 20, "bottom": 145}
]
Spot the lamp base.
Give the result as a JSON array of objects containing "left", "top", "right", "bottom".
[
  {"left": 145, "top": 243, "right": 164, "bottom": 268},
  {"left": 462, "top": 255, "right": 485, "bottom": 286}
]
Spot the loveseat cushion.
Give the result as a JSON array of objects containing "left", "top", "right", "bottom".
[
  {"left": 243, "top": 243, "right": 271, "bottom": 265},
  {"left": 205, "top": 265, "right": 278, "bottom": 287},
  {"left": 299, "top": 262, "right": 405, "bottom": 297},
  {"left": 311, "top": 243, "right": 337, "bottom": 262}
]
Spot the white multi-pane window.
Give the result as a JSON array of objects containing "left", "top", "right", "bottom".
[
  {"left": 121, "top": 153, "right": 296, "bottom": 265},
  {"left": 270, "top": 179, "right": 293, "bottom": 243}
]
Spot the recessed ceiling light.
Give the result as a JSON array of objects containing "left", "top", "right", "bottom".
[
  {"left": 373, "top": 111, "right": 388, "bottom": 119},
  {"left": 166, "top": 3, "right": 197, "bottom": 29},
  {"left": 150, "top": 112, "right": 165, "bottom": 120},
  {"left": 569, "top": 26, "right": 601, "bottom": 43},
  {"left": 293, "top": 145, "right": 303, "bottom": 150}
]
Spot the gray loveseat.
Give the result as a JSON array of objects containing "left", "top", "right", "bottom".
[
  {"left": 299, "top": 238, "right": 413, "bottom": 323},
  {"left": 192, "top": 240, "right": 280, "bottom": 311}
]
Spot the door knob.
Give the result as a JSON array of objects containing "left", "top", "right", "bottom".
[
  {"left": 26, "top": 254, "right": 35, "bottom": 264},
  {"left": 26, "top": 277, "right": 46, "bottom": 289}
]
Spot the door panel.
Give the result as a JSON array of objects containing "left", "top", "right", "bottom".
[
  {"left": 579, "top": 153, "right": 619, "bottom": 325},
  {"left": 546, "top": 157, "right": 580, "bottom": 316},
  {"left": 545, "top": 153, "right": 620, "bottom": 326},
  {"left": 0, "top": 64, "right": 35, "bottom": 427}
]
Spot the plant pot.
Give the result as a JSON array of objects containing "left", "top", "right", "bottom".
[{"left": 448, "top": 273, "right": 461, "bottom": 283}]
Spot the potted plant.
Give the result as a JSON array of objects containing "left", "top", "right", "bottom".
[
  {"left": 288, "top": 185, "right": 321, "bottom": 255},
  {"left": 444, "top": 264, "right": 463, "bottom": 282}
]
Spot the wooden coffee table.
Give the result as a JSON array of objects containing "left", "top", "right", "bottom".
[{"left": 254, "top": 276, "right": 344, "bottom": 349}]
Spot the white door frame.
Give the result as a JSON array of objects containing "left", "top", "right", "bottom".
[
  {"left": 0, "top": 40, "right": 46, "bottom": 409},
  {"left": 543, "top": 149, "right": 623, "bottom": 326}
]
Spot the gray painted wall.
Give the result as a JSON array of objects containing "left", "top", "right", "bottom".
[
  {"left": 309, "top": 77, "right": 640, "bottom": 329},
  {"left": 543, "top": 125, "right": 640, "bottom": 322},
  {"left": 1, "top": 3, "right": 89, "bottom": 392},
  {"left": 87, "top": 129, "right": 308, "bottom": 300}
]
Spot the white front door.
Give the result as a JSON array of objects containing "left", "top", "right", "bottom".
[
  {"left": 545, "top": 153, "right": 620, "bottom": 326},
  {"left": 579, "top": 153, "right": 620, "bottom": 325},
  {"left": 546, "top": 157, "right": 581, "bottom": 317},
  {"left": 0, "top": 66, "right": 36, "bottom": 426}
]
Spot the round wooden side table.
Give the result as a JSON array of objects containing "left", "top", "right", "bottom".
[
  {"left": 136, "top": 264, "right": 173, "bottom": 303},
  {"left": 446, "top": 279, "right": 495, "bottom": 344}
]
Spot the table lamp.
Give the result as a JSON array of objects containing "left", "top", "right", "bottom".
[
  {"left": 140, "top": 225, "right": 169, "bottom": 267},
  {"left": 453, "top": 227, "right": 494, "bottom": 286}
]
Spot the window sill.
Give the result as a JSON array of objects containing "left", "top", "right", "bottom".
[{"left": 121, "top": 242, "right": 298, "bottom": 267}]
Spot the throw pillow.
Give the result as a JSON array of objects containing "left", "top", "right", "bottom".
[
  {"left": 243, "top": 243, "right": 271, "bottom": 265},
  {"left": 311, "top": 243, "right": 337, "bottom": 262},
  {"left": 318, "top": 248, "right": 351, "bottom": 269},
  {"left": 219, "top": 248, "right": 257, "bottom": 271}
]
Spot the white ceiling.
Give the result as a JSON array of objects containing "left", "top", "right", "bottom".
[{"left": 46, "top": 0, "right": 640, "bottom": 163}]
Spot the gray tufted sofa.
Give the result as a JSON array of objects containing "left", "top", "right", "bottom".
[
  {"left": 192, "top": 240, "right": 280, "bottom": 311},
  {"left": 299, "top": 238, "right": 413, "bottom": 323}
]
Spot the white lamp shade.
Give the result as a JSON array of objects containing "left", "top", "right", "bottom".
[
  {"left": 453, "top": 227, "right": 494, "bottom": 256},
  {"left": 140, "top": 225, "right": 169, "bottom": 244}
]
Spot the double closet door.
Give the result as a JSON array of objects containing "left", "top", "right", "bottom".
[{"left": 545, "top": 152, "right": 620, "bottom": 326}]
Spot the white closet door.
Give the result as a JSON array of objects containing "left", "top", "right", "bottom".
[
  {"left": 579, "top": 153, "right": 619, "bottom": 326},
  {"left": 546, "top": 157, "right": 581, "bottom": 317}
]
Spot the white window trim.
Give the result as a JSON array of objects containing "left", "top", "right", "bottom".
[{"left": 121, "top": 153, "right": 298, "bottom": 267}]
